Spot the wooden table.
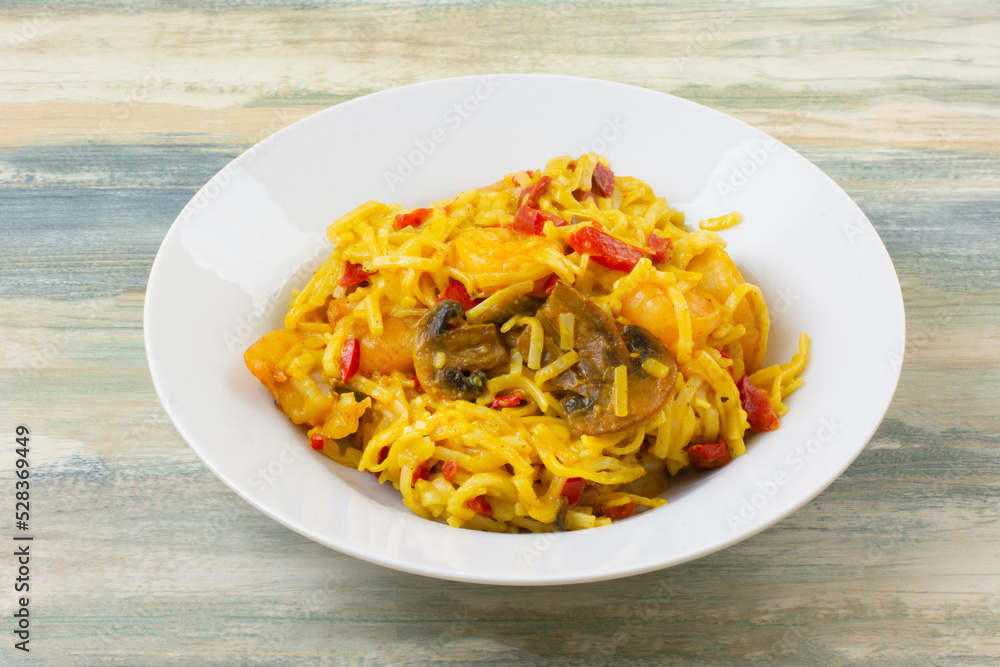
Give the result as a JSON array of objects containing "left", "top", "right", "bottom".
[{"left": 2, "top": 1, "right": 998, "bottom": 664}]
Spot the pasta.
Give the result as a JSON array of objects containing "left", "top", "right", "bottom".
[{"left": 244, "top": 155, "right": 809, "bottom": 532}]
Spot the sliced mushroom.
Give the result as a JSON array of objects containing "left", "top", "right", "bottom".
[
  {"left": 414, "top": 300, "right": 509, "bottom": 401},
  {"left": 523, "top": 282, "right": 677, "bottom": 435}
]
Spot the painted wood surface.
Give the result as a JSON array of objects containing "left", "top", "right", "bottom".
[{"left": 1, "top": 1, "right": 998, "bottom": 665}]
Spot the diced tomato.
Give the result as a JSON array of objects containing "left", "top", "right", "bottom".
[
  {"left": 573, "top": 188, "right": 597, "bottom": 204},
  {"left": 310, "top": 432, "right": 325, "bottom": 451},
  {"left": 442, "top": 460, "right": 458, "bottom": 482},
  {"left": 592, "top": 161, "right": 615, "bottom": 197},
  {"left": 686, "top": 442, "right": 732, "bottom": 469},
  {"left": 602, "top": 498, "right": 636, "bottom": 521},
  {"left": 511, "top": 206, "right": 547, "bottom": 235},
  {"left": 737, "top": 375, "right": 780, "bottom": 431},
  {"left": 518, "top": 175, "right": 551, "bottom": 208},
  {"left": 412, "top": 462, "right": 430, "bottom": 484},
  {"left": 340, "top": 337, "right": 360, "bottom": 382},
  {"left": 648, "top": 233, "right": 671, "bottom": 263},
  {"left": 542, "top": 274, "right": 559, "bottom": 296},
  {"left": 466, "top": 495, "right": 493, "bottom": 515},
  {"left": 566, "top": 226, "right": 643, "bottom": 272},
  {"left": 561, "top": 477, "right": 585, "bottom": 506},
  {"left": 394, "top": 208, "right": 432, "bottom": 231},
  {"left": 436, "top": 279, "right": 479, "bottom": 311},
  {"left": 490, "top": 391, "right": 524, "bottom": 409},
  {"left": 339, "top": 261, "right": 373, "bottom": 287}
]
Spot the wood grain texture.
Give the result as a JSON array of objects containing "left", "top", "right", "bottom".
[{"left": 1, "top": 1, "right": 999, "bottom": 665}]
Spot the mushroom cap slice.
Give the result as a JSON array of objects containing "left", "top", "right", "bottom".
[
  {"left": 529, "top": 282, "right": 677, "bottom": 435},
  {"left": 414, "top": 300, "right": 509, "bottom": 402}
]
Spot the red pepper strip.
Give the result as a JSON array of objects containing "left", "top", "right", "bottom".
[
  {"left": 412, "top": 462, "right": 430, "bottom": 484},
  {"left": 369, "top": 446, "right": 390, "bottom": 477},
  {"left": 340, "top": 337, "right": 360, "bottom": 382},
  {"left": 602, "top": 498, "right": 636, "bottom": 521},
  {"left": 561, "top": 477, "right": 585, "bottom": 506},
  {"left": 566, "top": 226, "right": 644, "bottom": 272},
  {"left": 518, "top": 175, "right": 552, "bottom": 208},
  {"left": 511, "top": 206, "right": 547, "bottom": 235},
  {"left": 436, "top": 279, "right": 480, "bottom": 311},
  {"left": 737, "top": 375, "right": 780, "bottom": 431},
  {"left": 393, "top": 207, "right": 432, "bottom": 231},
  {"left": 648, "top": 233, "right": 671, "bottom": 263},
  {"left": 686, "top": 442, "right": 732, "bottom": 469},
  {"left": 411, "top": 374, "right": 424, "bottom": 394},
  {"left": 542, "top": 274, "right": 559, "bottom": 296},
  {"left": 490, "top": 391, "right": 524, "bottom": 409},
  {"left": 310, "top": 433, "right": 325, "bottom": 451},
  {"left": 466, "top": 495, "right": 493, "bottom": 515},
  {"left": 442, "top": 460, "right": 458, "bottom": 482},
  {"left": 592, "top": 161, "right": 615, "bottom": 197},
  {"left": 339, "top": 261, "right": 373, "bottom": 287}
]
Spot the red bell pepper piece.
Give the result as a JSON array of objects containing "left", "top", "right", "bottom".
[
  {"left": 412, "top": 374, "right": 424, "bottom": 394},
  {"left": 518, "top": 175, "right": 551, "bottom": 208},
  {"left": 466, "top": 495, "right": 493, "bottom": 515},
  {"left": 394, "top": 208, "right": 432, "bottom": 231},
  {"left": 737, "top": 375, "right": 780, "bottom": 431},
  {"left": 490, "top": 391, "right": 524, "bottom": 409},
  {"left": 412, "top": 462, "right": 430, "bottom": 484},
  {"left": 340, "top": 337, "right": 360, "bottom": 382},
  {"left": 310, "top": 433, "right": 325, "bottom": 451},
  {"left": 442, "top": 460, "right": 458, "bottom": 482},
  {"left": 339, "top": 261, "right": 373, "bottom": 288},
  {"left": 542, "top": 274, "right": 559, "bottom": 296},
  {"left": 511, "top": 206, "right": 547, "bottom": 235},
  {"left": 592, "top": 161, "right": 615, "bottom": 197},
  {"left": 436, "top": 279, "right": 479, "bottom": 311},
  {"left": 648, "top": 233, "right": 671, "bottom": 263},
  {"left": 686, "top": 442, "right": 732, "bottom": 469},
  {"left": 566, "top": 226, "right": 643, "bottom": 272},
  {"left": 369, "top": 445, "right": 390, "bottom": 477},
  {"left": 602, "top": 498, "right": 636, "bottom": 521},
  {"left": 561, "top": 477, "right": 585, "bottom": 506}
]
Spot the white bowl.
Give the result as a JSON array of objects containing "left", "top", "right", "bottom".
[{"left": 144, "top": 74, "right": 905, "bottom": 585}]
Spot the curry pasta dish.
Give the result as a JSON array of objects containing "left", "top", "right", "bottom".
[{"left": 244, "top": 154, "right": 809, "bottom": 533}]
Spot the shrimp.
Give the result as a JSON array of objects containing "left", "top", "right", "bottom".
[
  {"left": 358, "top": 315, "right": 419, "bottom": 377},
  {"left": 686, "top": 247, "right": 765, "bottom": 370},
  {"left": 621, "top": 246, "right": 766, "bottom": 370},
  {"left": 452, "top": 227, "right": 563, "bottom": 292},
  {"left": 244, "top": 328, "right": 305, "bottom": 398},
  {"left": 245, "top": 328, "right": 369, "bottom": 439},
  {"left": 621, "top": 283, "right": 722, "bottom": 355}
]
